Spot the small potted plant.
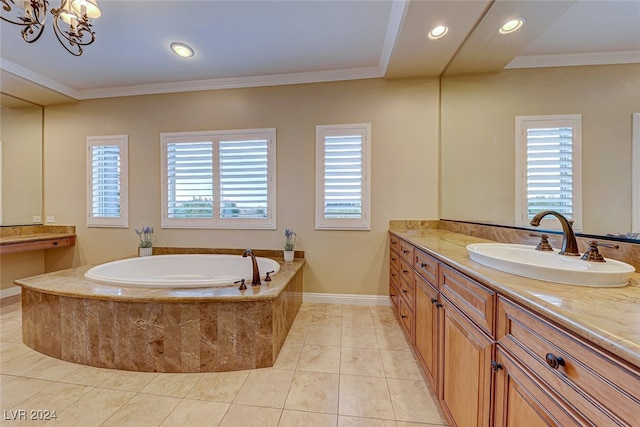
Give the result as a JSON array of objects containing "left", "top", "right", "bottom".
[
  {"left": 135, "top": 226, "right": 154, "bottom": 256},
  {"left": 284, "top": 228, "right": 296, "bottom": 262}
]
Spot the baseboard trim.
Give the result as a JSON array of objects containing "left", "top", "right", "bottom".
[
  {"left": 0, "top": 286, "right": 21, "bottom": 300},
  {"left": 303, "top": 292, "right": 391, "bottom": 306}
]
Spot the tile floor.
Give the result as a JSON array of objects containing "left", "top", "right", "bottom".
[{"left": 0, "top": 296, "right": 448, "bottom": 426}]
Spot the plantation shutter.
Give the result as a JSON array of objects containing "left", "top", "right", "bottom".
[
  {"left": 322, "top": 134, "right": 363, "bottom": 219},
  {"left": 166, "top": 141, "right": 213, "bottom": 219},
  {"left": 219, "top": 138, "right": 269, "bottom": 218},
  {"left": 525, "top": 126, "right": 574, "bottom": 220},
  {"left": 87, "top": 135, "right": 128, "bottom": 228},
  {"left": 90, "top": 144, "right": 121, "bottom": 218}
]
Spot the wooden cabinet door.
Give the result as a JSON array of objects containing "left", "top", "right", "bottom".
[
  {"left": 493, "top": 347, "right": 585, "bottom": 427},
  {"left": 439, "top": 296, "right": 493, "bottom": 427},
  {"left": 414, "top": 274, "right": 439, "bottom": 388}
]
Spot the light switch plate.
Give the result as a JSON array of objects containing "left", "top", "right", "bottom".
[
  {"left": 33, "top": 216, "right": 42, "bottom": 223},
  {"left": 46, "top": 216, "right": 55, "bottom": 223}
]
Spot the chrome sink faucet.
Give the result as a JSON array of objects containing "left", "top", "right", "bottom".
[
  {"left": 242, "top": 249, "right": 262, "bottom": 286},
  {"left": 529, "top": 210, "right": 580, "bottom": 256}
]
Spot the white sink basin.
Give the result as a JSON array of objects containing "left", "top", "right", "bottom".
[{"left": 466, "top": 243, "right": 635, "bottom": 287}]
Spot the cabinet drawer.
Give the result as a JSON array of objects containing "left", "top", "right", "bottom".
[
  {"left": 398, "top": 259, "right": 415, "bottom": 307},
  {"left": 390, "top": 234, "right": 402, "bottom": 253},
  {"left": 398, "top": 298, "right": 413, "bottom": 341},
  {"left": 389, "top": 281, "right": 399, "bottom": 311},
  {"left": 398, "top": 239, "right": 414, "bottom": 263},
  {"left": 497, "top": 297, "right": 640, "bottom": 426},
  {"left": 439, "top": 264, "right": 495, "bottom": 337},
  {"left": 414, "top": 248, "right": 438, "bottom": 287},
  {"left": 390, "top": 250, "right": 400, "bottom": 272}
]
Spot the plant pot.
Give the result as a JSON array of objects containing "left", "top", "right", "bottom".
[
  {"left": 283, "top": 250, "right": 294, "bottom": 262},
  {"left": 139, "top": 247, "right": 152, "bottom": 257}
]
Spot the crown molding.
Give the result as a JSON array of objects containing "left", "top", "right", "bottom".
[
  {"left": 505, "top": 50, "right": 640, "bottom": 69},
  {"left": 0, "top": 59, "right": 79, "bottom": 99},
  {"left": 77, "top": 66, "right": 385, "bottom": 100}
]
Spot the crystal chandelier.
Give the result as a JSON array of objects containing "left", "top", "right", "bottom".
[{"left": 1, "top": 0, "right": 101, "bottom": 56}]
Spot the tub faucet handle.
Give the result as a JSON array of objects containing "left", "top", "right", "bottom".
[
  {"left": 235, "top": 279, "right": 247, "bottom": 291},
  {"left": 265, "top": 270, "right": 275, "bottom": 282}
]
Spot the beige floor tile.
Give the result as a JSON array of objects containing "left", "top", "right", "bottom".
[
  {"left": 0, "top": 320, "right": 22, "bottom": 342},
  {"left": 233, "top": 368, "right": 294, "bottom": 408},
  {"left": 374, "top": 327, "right": 412, "bottom": 351},
  {"left": 273, "top": 343, "right": 302, "bottom": 370},
  {"left": 60, "top": 364, "right": 117, "bottom": 386},
  {"left": 297, "top": 345, "right": 341, "bottom": 374},
  {"left": 52, "top": 387, "right": 135, "bottom": 426},
  {"left": 371, "top": 315, "right": 400, "bottom": 330},
  {"left": 186, "top": 370, "right": 249, "bottom": 403},
  {"left": 310, "top": 312, "right": 342, "bottom": 327},
  {"left": 338, "top": 375, "right": 395, "bottom": 420},
  {"left": 341, "top": 305, "right": 373, "bottom": 316},
  {"left": 369, "top": 306, "right": 396, "bottom": 317},
  {"left": 284, "top": 371, "right": 339, "bottom": 414},
  {"left": 140, "top": 373, "right": 203, "bottom": 398},
  {"left": 305, "top": 326, "right": 342, "bottom": 346},
  {"left": 0, "top": 342, "right": 32, "bottom": 364},
  {"left": 98, "top": 370, "right": 159, "bottom": 392},
  {"left": 101, "top": 393, "right": 181, "bottom": 427},
  {"left": 10, "top": 382, "right": 92, "bottom": 419},
  {"left": 340, "top": 347, "right": 385, "bottom": 377},
  {"left": 283, "top": 329, "right": 307, "bottom": 346},
  {"left": 0, "top": 350, "right": 51, "bottom": 376},
  {"left": 338, "top": 415, "right": 398, "bottom": 427},
  {"left": 292, "top": 310, "right": 314, "bottom": 326},
  {"left": 279, "top": 410, "right": 338, "bottom": 427},
  {"left": 21, "top": 358, "right": 81, "bottom": 382},
  {"left": 312, "top": 304, "right": 343, "bottom": 315},
  {"left": 396, "top": 422, "right": 447, "bottom": 427},
  {"left": 160, "top": 398, "right": 229, "bottom": 426},
  {"left": 341, "top": 328, "right": 379, "bottom": 349},
  {"left": 218, "top": 404, "right": 281, "bottom": 427},
  {"left": 0, "top": 376, "right": 55, "bottom": 409},
  {"left": 380, "top": 350, "right": 424, "bottom": 380},
  {"left": 387, "top": 378, "right": 445, "bottom": 424}
]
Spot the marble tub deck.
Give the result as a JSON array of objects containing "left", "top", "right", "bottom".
[{"left": 16, "top": 257, "right": 305, "bottom": 373}]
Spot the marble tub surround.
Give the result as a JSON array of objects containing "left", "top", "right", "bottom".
[
  {"left": 153, "top": 246, "right": 305, "bottom": 260},
  {"left": 16, "top": 255, "right": 304, "bottom": 373},
  {"left": 389, "top": 227, "right": 640, "bottom": 368}
]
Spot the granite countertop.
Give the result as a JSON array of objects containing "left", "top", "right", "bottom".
[
  {"left": 15, "top": 257, "right": 306, "bottom": 303},
  {"left": 0, "top": 232, "right": 76, "bottom": 245},
  {"left": 389, "top": 228, "right": 640, "bottom": 368}
]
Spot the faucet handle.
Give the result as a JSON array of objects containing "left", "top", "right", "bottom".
[
  {"left": 264, "top": 270, "right": 275, "bottom": 282},
  {"left": 235, "top": 279, "right": 247, "bottom": 291},
  {"left": 532, "top": 234, "right": 554, "bottom": 251}
]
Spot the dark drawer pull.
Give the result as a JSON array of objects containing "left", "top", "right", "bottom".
[
  {"left": 435, "top": 302, "right": 443, "bottom": 308},
  {"left": 402, "top": 289, "right": 408, "bottom": 294},
  {"left": 403, "top": 250, "right": 410, "bottom": 254},
  {"left": 420, "top": 262, "right": 427, "bottom": 268},
  {"left": 401, "top": 314, "right": 408, "bottom": 319},
  {"left": 402, "top": 270, "right": 409, "bottom": 274},
  {"left": 430, "top": 298, "right": 437, "bottom": 304},
  {"left": 545, "top": 353, "right": 565, "bottom": 369},
  {"left": 391, "top": 257, "right": 397, "bottom": 261}
]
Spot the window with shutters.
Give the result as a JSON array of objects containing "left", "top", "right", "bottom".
[
  {"left": 315, "top": 123, "right": 371, "bottom": 230},
  {"left": 87, "top": 135, "right": 128, "bottom": 228},
  {"left": 161, "top": 128, "right": 276, "bottom": 229},
  {"left": 515, "top": 115, "right": 582, "bottom": 231}
]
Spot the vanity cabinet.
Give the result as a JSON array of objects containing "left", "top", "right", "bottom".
[
  {"left": 388, "top": 231, "right": 640, "bottom": 427},
  {"left": 438, "top": 264, "right": 495, "bottom": 427}
]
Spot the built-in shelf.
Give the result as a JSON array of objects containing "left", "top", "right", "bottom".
[{"left": 0, "top": 226, "right": 76, "bottom": 255}]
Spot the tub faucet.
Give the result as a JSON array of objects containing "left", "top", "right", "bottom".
[
  {"left": 242, "top": 249, "right": 261, "bottom": 286},
  {"left": 529, "top": 210, "right": 580, "bottom": 256}
]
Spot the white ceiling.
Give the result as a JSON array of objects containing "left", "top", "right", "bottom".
[{"left": 1, "top": 0, "right": 639, "bottom": 105}]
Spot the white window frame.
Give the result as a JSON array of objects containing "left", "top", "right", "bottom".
[
  {"left": 161, "top": 128, "right": 276, "bottom": 229},
  {"left": 515, "top": 115, "right": 582, "bottom": 231},
  {"left": 87, "top": 135, "right": 129, "bottom": 228},
  {"left": 315, "top": 123, "right": 371, "bottom": 230}
]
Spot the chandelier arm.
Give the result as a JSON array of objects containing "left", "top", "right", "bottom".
[
  {"left": 1, "top": 0, "right": 48, "bottom": 42},
  {"left": 51, "top": 8, "right": 82, "bottom": 56}
]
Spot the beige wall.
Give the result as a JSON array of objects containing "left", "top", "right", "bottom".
[
  {"left": 1, "top": 103, "right": 42, "bottom": 225},
  {"left": 43, "top": 77, "right": 440, "bottom": 295},
  {"left": 441, "top": 64, "right": 640, "bottom": 234}
]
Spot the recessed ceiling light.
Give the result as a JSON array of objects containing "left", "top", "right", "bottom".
[
  {"left": 170, "top": 42, "right": 194, "bottom": 58},
  {"left": 427, "top": 25, "right": 449, "bottom": 40},
  {"left": 499, "top": 18, "right": 525, "bottom": 35}
]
